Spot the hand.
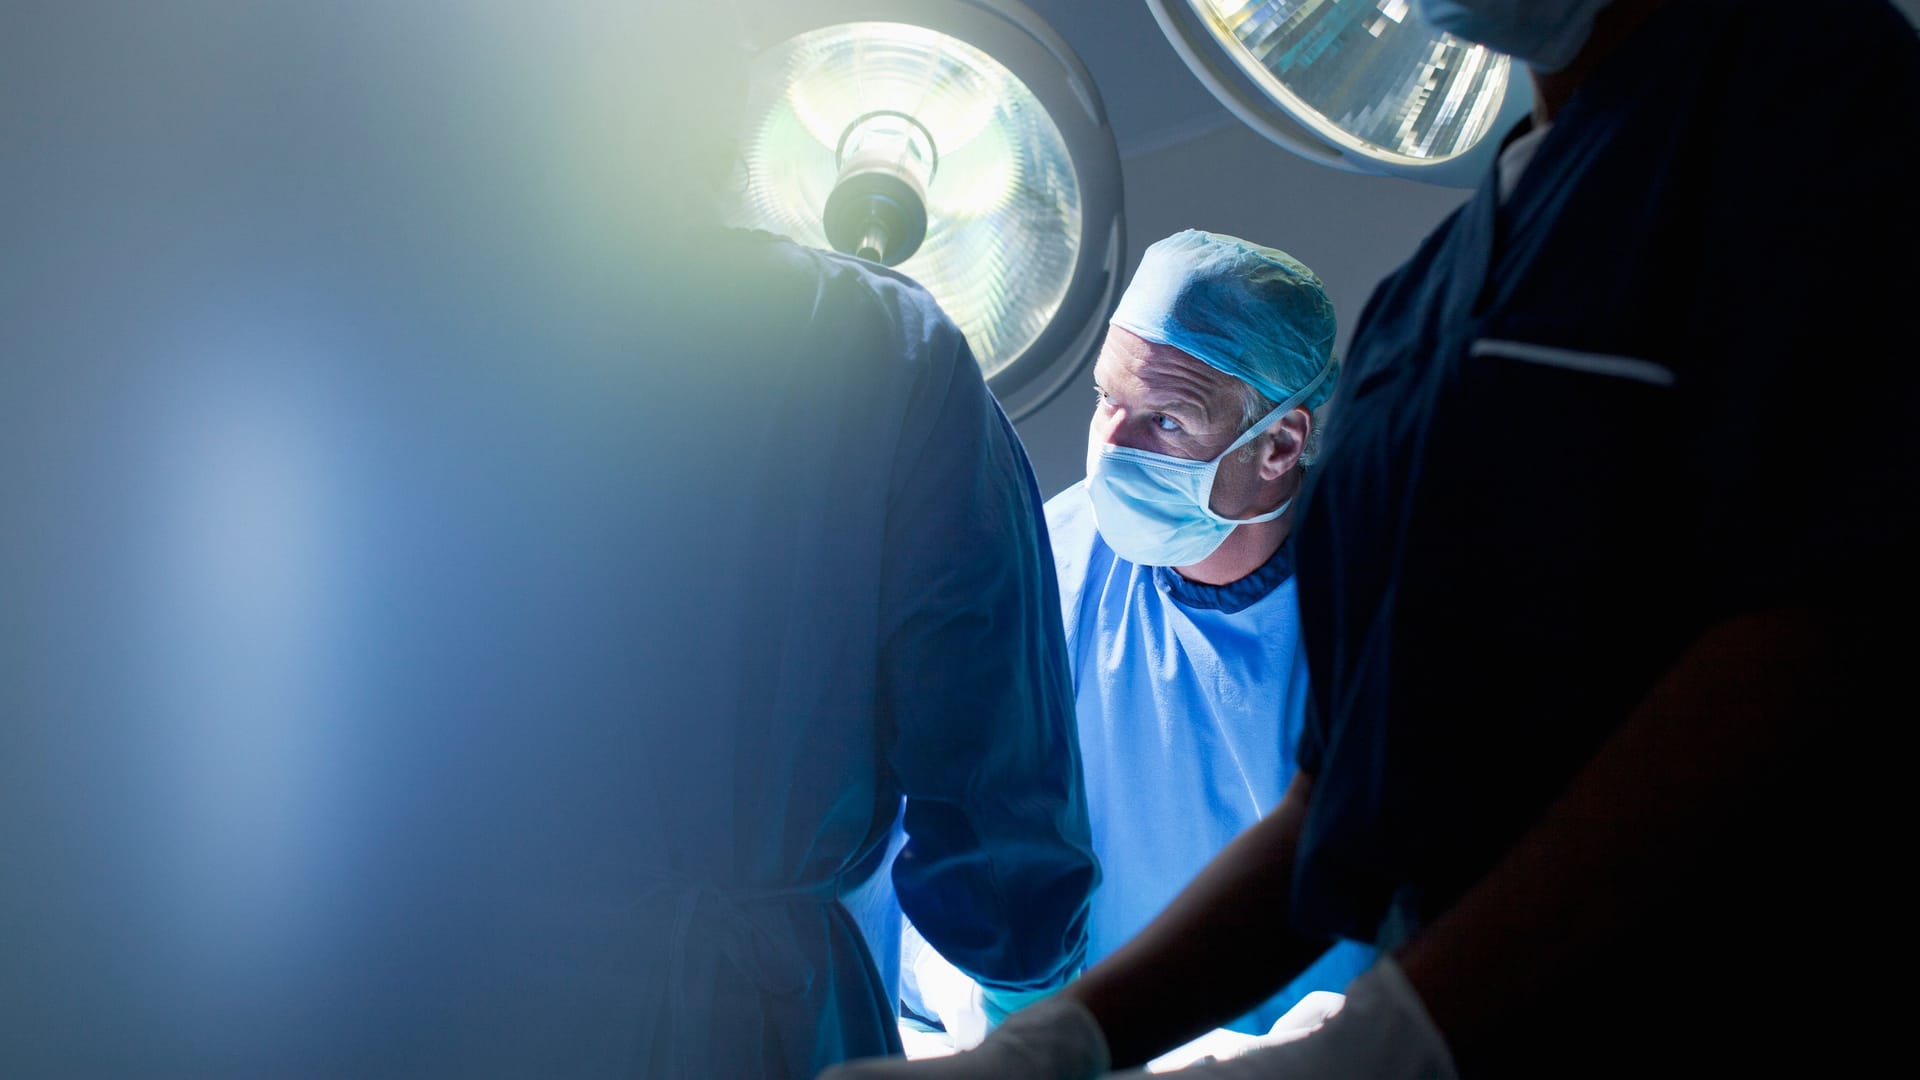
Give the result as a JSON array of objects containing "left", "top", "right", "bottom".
[
  {"left": 908, "top": 939, "right": 989, "bottom": 1049},
  {"left": 818, "top": 995, "right": 1110, "bottom": 1080},
  {"left": 1249, "top": 989, "right": 1345, "bottom": 1049},
  {"left": 905, "top": 932, "right": 1063, "bottom": 1050},
  {"left": 1113, "top": 959, "right": 1452, "bottom": 1078},
  {"left": 1140, "top": 991, "right": 1346, "bottom": 1073}
]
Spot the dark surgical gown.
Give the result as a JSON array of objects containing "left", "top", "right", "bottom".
[
  {"left": 0, "top": 11, "right": 1097, "bottom": 1076},
  {"left": 1290, "top": 0, "right": 1919, "bottom": 1074}
]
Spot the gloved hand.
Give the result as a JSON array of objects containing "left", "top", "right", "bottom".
[
  {"left": 1111, "top": 957, "right": 1455, "bottom": 1079},
  {"left": 904, "top": 929, "right": 1064, "bottom": 1051},
  {"left": 1142, "top": 989, "right": 1346, "bottom": 1073},
  {"left": 817, "top": 995, "right": 1111, "bottom": 1080},
  {"left": 1247, "top": 989, "right": 1345, "bottom": 1050},
  {"left": 907, "top": 938, "right": 989, "bottom": 1049}
]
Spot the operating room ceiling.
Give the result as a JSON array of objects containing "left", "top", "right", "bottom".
[
  {"left": 735, "top": 1, "right": 1920, "bottom": 498},
  {"left": 1031, "top": 0, "right": 1920, "bottom": 162},
  {"left": 1006, "top": 0, "right": 1920, "bottom": 498},
  {"left": 1022, "top": 0, "right": 1243, "bottom": 160}
]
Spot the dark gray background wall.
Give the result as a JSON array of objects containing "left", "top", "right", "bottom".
[{"left": 1012, "top": 0, "right": 1920, "bottom": 499}]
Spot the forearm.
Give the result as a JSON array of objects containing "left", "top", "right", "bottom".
[
  {"left": 1395, "top": 606, "right": 1836, "bottom": 1052},
  {"left": 1064, "top": 774, "right": 1329, "bottom": 1069}
]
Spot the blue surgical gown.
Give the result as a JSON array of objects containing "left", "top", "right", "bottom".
[{"left": 1043, "top": 480, "right": 1373, "bottom": 1034}]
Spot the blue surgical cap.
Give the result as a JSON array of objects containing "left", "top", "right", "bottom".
[{"left": 1110, "top": 229, "right": 1338, "bottom": 411}]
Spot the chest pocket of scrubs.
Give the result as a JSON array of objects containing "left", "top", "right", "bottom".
[
  {"left": 1450, "top": 335, "right": 1678, "bottom": 610},
  {"left": 1355, "top": 332, "right": 1692, "bottom": 907},
  {"left": 1424, "top": 333, "right": 1680, "bottom": 618},
  {"left": 1398, "top": 332, "right": 1686, "bottom": 788},
  {"left": 1467, "top": 339, "right": 1674, "bottom": 391}
]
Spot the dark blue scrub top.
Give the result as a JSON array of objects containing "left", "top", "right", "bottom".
[{"left": 1291, "top": 0, "right": 1919, "bottom": 978}]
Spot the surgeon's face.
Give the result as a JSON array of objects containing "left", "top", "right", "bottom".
[{"left": 1088, "top": 325, "right": 1273, "bottom": 518}]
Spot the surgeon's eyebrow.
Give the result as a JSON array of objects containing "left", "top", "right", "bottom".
[
  {"left": 1158, "top": 398, "right": 1210, "bottom": 425},
  {"left": 1147, "top": 393, "right": 1224, "bottom": 433},
  {"left": 1096, "top": 379, "right": 1200, "bottom": 421},
  {"left": 1147, "top": 363, "right": 1242, "bottom": 434},
  {"left": 1096, "top": 367, "right": 1223, "bottom": 433}
]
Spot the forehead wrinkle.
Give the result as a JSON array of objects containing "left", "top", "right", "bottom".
[{"left": 1097, "top": 328, "right": 1240, "bottom": 432}]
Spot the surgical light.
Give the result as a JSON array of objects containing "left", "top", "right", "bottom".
[
  {"left": 1147, "top": 0, "right": 1533, "bottom": 187},
  {"left": 730, "top": 1, "right": 1124, "bottom": 420}
]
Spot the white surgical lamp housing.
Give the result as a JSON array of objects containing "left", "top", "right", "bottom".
[
  {"left": 730, "top": 0, "right": 1125, "bottom": 420},
  {"left": 1148, "top": 0, "right": 1534, "bottom": 187}
]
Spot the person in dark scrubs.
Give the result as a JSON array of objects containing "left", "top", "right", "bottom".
[{"left": 823, "top": 0, "right": 1920, "bottom": 1076}]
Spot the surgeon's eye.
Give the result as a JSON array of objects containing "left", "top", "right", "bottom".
[
  {"left": 1093, "top": 385, "right": 1113, "bottom": 409},
  {"left": 1152, "top": 414, "right": 1181, "bottom": 432}
]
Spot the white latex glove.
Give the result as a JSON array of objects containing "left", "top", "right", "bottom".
[
  {"left": 1146, "top": 1028, "right": 1267, "bottom": 1074},
  {"left": 1144, "top": 983, "right": 1344, "bottom": 1068},
  {"left": 1253, "top": 989, "right": 1346, "bottom": 1048},
  {"left": 1112, "top": 958, "right": 1455, "bottom": 1079},
  {"left": 1144, "top": 990, "right": 1346, "bottom": 1073},
  {"left": 905, "top": 932, "right": 1061, "bottom": 1051},
  {"left": 909, "top": 939, "right": 990, "bottom": 1050},
  {"left": 818, "top": 995, "right": 1111, "bottom": 1080}
]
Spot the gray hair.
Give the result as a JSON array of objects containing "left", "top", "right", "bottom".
[{"left": 1231, "top": 380, "right": 1325, "bottom": 468}]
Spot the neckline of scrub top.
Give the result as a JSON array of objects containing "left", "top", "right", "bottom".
[
  {"left": 1155, "top": 535, "right": 1296, "bottom": 615},
  {"left": 1496, "top": 120, "right": 1552, "bottom": 204}
]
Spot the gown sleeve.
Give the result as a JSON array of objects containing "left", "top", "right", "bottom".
[{"left": 874, "top": 283, "right": 1100, "bottom": 994}]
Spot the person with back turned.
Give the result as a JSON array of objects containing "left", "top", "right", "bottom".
[{"left": 0, "top": 5, "right": 1098, "bottom": 1077}]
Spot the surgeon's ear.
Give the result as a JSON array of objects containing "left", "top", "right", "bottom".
[{"left": 1258, "top": 407, "right": 1311, "bottom": 481}]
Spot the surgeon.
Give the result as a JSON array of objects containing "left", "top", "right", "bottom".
[
  {"left": 0, "top": 4, "right": 1097, "bottom": 1079},
  {"left": 899, "top": 230, "right": 1371, "bottom": 1054},
  {"left": 821, "top": 0, "right": 1920, "bottom": 1077}
]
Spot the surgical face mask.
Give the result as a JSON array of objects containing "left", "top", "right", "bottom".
[
  {"left": 1085, "top": 401, "right": 1295, "bottom": 568},
  {"left": 1416, "top": 0, "right": 1613, "bottom": 72}
]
